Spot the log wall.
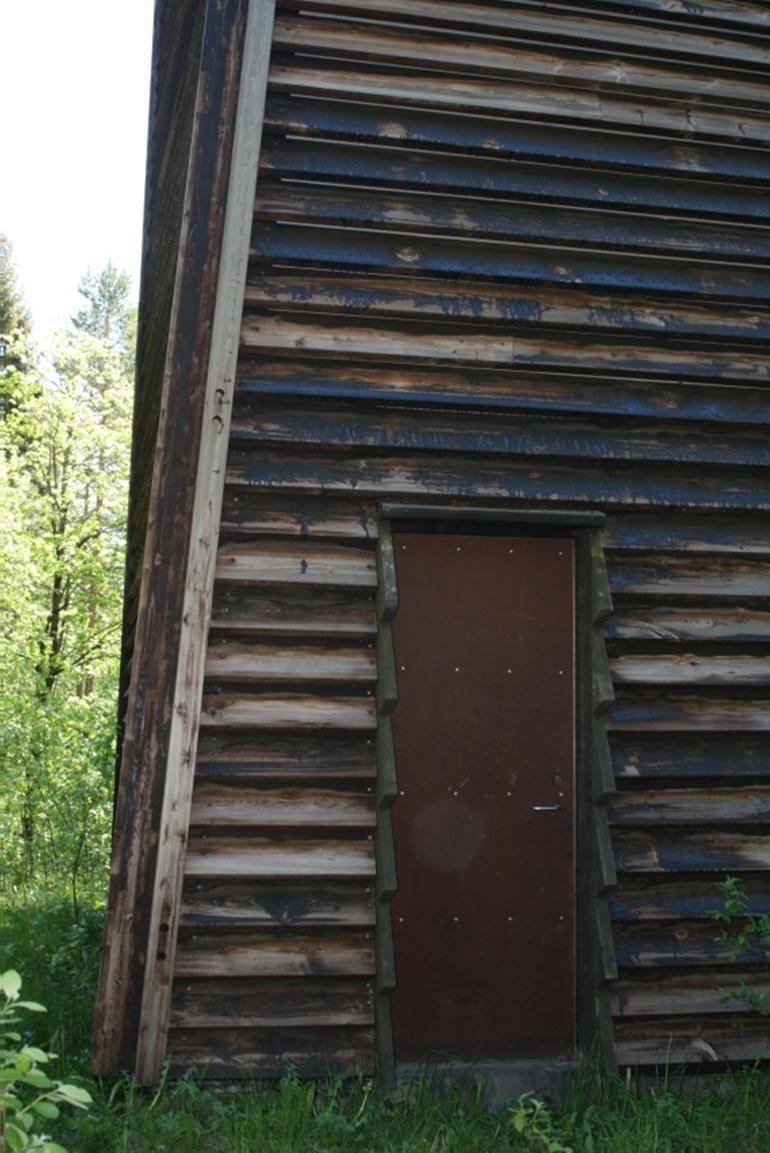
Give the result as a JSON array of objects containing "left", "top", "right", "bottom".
[{"left": 114, "top": 0, "right": 770, "bottom": 1077}]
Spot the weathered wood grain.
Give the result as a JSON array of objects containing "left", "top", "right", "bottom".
[
  {"left": 260, "top": 134, "right": 770, "bottom": 220},
  {"left": 615, "top": 1018, "right": 770, "bottom": 1066},
  {"left": 610, "top": 654, "right": 770, "bottom": 687},
  {"left": 614, "top": 921, "right": 768, "bottom": 967},
  {"left": 170, "top": 977, "right": 374, "bottom": 1028},
  {"left": 236, "top": 362, "right": 770, "bottom": 436},
  {"left": 204, "top": 640, "right": 376, "bottom": 684},
  {"left": 610, "top": 878, "right": 770, "bottom": 922},
  {"left": 611, "top": 973, "right": 770, "bottom": 1018},
  {"left": 607, "top": 607, "right": 770, "bottom": 644},
  {"left": 180, "top": 879, "right": 375, "bottom": 926},
  {"left": 195, "top": 732, "right": 376, "bottom": 780},
  {"left": 250, "top": 228, "right": 770, "bottom": 300},
  {"left": 167, "top": 1026, "right": 374, "bottom": 1076},
  {"left": 211, "top": 587, "right": 377, "bottom": 638},
  {"left": 244, "top": 275, "right": 770, "bottom": 343},
  {"left": 221, "top": 490, "right": 378, "bottom": 538},
  {"left": 216, "top": 539, "right": 377, "bottom": 587},
  {"left": 175, "top": 930, "right": 375, "bottom": 977},
  {"left": 613, "top": 830, "right": 770, "bottom": 871},
  {"left": 199, "top": 692, "right": 377, "bottom": 730},
  {"left": 608, "top": 556, "right": 770, "bottom": 599},
  {"left": 610, "top": 697, "right": 770, "bottom": 732},
  {"left": 230, "top": 400, "right": 770, "bottom": 470},
  {"left": 254, "top": 182, "right": 770, "bottom": 262},
  {"left": 267, "top": 63, "right": 770, "bottom": 144},
  {"left": 608, "top": 787, "right": 770, "bottom": 826},
  {"left": 185, "top": 836, "right": 375, "bottom": 878},
  {"left": 189, "top": 783, "right": 376, "bottom": 828},
  {"left": 271, "top": 20, "right": 770, "bottom": 116},
  {"left": 611, "top": 736, "right": 770, "bottom": 780},
  {"left": 602, "top": 516, "right": 770, "bottom": 557},
  {"left": 226, "top": 450, "right": 770, "bottom": 514},
  {"left": 275, "top": 0, "right": 770, "bottom": 69}
]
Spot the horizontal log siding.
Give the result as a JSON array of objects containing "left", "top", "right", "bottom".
[{"left": 173, "top": 0, "right": 770, "bottom": 1074}]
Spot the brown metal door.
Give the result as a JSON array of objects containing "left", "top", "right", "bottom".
[{"left": 389, "top": 533, "right": 574, "bottom": 1060}]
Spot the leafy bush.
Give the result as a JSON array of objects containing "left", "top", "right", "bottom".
[{"left": 0, "top": 970, "right": 91, "bottom": 1152}]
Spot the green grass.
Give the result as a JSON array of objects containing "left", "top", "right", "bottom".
[{"left": 4, "top": 895, "right": 770, "bottom": 1153}]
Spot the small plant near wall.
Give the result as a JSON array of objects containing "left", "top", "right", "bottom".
[
  {"left": 0, "top": 970, "right": 91, "bottom": 1152},
  {"left": 713, "top": 876, "right": 770, "bottom": 1016}
]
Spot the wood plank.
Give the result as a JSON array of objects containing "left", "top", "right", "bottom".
[
  {"left": 260, "top": 136, "right": 770, "bottom": 221},
  {"left": 199, "top": 692, "right": 376, "bottom": 731},
  {"left": 613, "top": 829, "right": 770, "bottom": 872},
  {"left": 250, "top": 228, "right": 770, "bottom": 301},
  {"left": 263, "top": 95, "right": 770, "bottom": 187},
  {"left": 609, "top": 698, "right": 770, "bottom": 732},
  {"left": 205, "top": 640, "right": 376, "bottom": 684},
  {"left": 607, "top": 607, "right": 770, "bottom": 643},
  {"left": 226, "top": 450, "right": 770, "bottom": 514},
  {"left": 610, "top": 878, "right": 770, "bottom": 922},
  {"left": 611, "top": 973, "right": 770, "bottom": 1018},
  {"left": 216, "top": 540, "right": 377, "bottom": 587},
  {"left": 170, "top": 977, "right": 374, "bottom": 1028},
  {"left": 615, "top": 1018, "right": 770, "bottom": 1066},
  {"left": 274, "top": 4, "right": 770, "bottom": 73},
  {"left": 185, "top": 836, "right": 375, "bottom": 878},
  {"left": 271, "top": 19, "right": 770, "bottom": 112},
  {"left": 180, "top": 879, "right": 375, "bottom": 926},
  {"left": 175, "top": 930, "right": 375, "bottom": 977},
  {"left": 221, "top": 490, "right": 378, "bottom": 538},
  {"left": 253, "top": 182, "right": 770, "bottom": 262},
  {"left": 230, "top": 401, "right": 770, "bottom": 470},
  {"left": 614, "top": 921, "right": 767, "bottom": 967},
  {"left": 612, "top": 736, "right": 770, "bottom": 780},
  {"left": 267, "top": 64, "right": 770, "bottom": 144},
  {"left": 211, "top": 587, "right": 377, "bottom": 638},
  {"left": 167, "top": 1026, "right": 374, "bottom": 1077},
  {"left": 237, "top": 360, "right": 770, "bottom": 428},
  {"left": 544, "top": 0, "right": 770, "bottom": 34},
  {"left": 239, "top": 323, "right": 770, "bottom": 387},
  {"left": 603, "top": 515, "right": 770, "bottom": 557},
  {"left": 609, "top": 556, "right": 770, "bottom": 599},
  {"left": 608, "top": 787, "right": 770, "bottom": 826},
  {"left": 195, "top": 733, "right": 376, "bottom": 780},
  {"left": 189, "top": 783, "right": 376, "bottom": 828},
  {"left": 610, "top": 654, "right": 770, "bottom": 688},
  {"left": 245, "top": 275, "right": 770, "bottom": 343}
]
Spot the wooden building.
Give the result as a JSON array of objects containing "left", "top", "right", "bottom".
[{"left": 94, "top": 0, "right": 770, "bottom": 1086}]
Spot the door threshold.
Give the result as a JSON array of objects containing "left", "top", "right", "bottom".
[{"left": 395, "top": 1057, "right": 579, "bottom": 1109}]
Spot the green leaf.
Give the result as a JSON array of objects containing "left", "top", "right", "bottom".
[
  {"left": 44, "top": 1145, "right": 69, "bottom": 1153},
  {"left": 0, "top": 970, "right": 22, "bottom": 1000},
  {"left": 5, "top": 1121, "right": 29, "bottom": 1151},
  {"left": 22, "top": 1070, "right": 54, "bottom": 1089},
  {"left": 15, "top": 1002, "right": 46, "bottom": 1013},
  {"left": 20, "top": 1046, "right": 49, "bottom": 1063},
  {"left": 55, "top": 1082, "right": 93, "bottom": 1105},
  {"left": 33, "top": 1100, "right": 60, "bottom": 1119}
]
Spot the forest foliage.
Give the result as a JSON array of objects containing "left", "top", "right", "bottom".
[{"left": 0, "top": 245, "right": 134, "bottom": 914}]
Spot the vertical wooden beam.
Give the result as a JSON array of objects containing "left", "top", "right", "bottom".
[
  {"left": 92, "top": 0, "right": 276, "bottom": 1081},
  {"left": 576, "top": 530, "right": 618, "bottom": 1067},
  {"left": 134, "top": 0, "right": 277, "bottom": 1086},
  {"left": 375, "top": 521, "right": 399, "bottom": 1090}
]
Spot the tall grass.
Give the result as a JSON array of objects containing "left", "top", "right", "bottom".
[{"left": 4, "top": 894, "right": 770, "bottom": 1152}]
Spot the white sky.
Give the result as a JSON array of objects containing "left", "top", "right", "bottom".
[{"left": 1, "top": 1, "right": 154, "bottom": 344}]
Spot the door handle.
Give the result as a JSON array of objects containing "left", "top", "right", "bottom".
[{"left": 532, "top": 804, "right": 561, "bottom": 812}]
